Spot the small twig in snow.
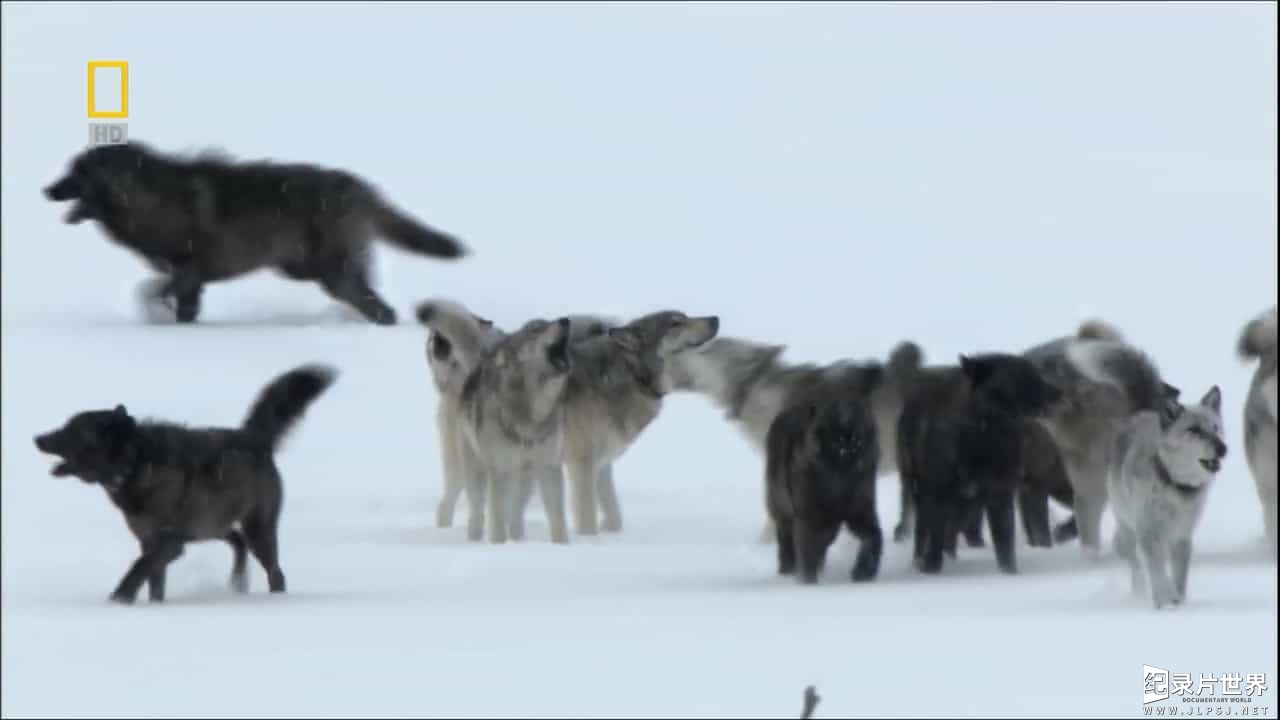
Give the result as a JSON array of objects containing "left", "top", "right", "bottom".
[{"left": 801, "top": 685, "right": 820, "bottom": 719}]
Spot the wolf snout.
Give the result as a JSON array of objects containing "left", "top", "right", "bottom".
[
  {"left": 706, "top": 315, "right": 720, "bottom": 335},
  {"left": 33, "top": 433, "right": 53, "bottom": 452},
  {"left": 1213, "top": 439, "right": 1227, "bottom": 459},
  {"left": 43, "top": 176, "right": 79, "bottom": 201}
]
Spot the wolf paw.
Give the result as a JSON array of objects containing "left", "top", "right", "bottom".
[
  {"left": 230, "top": 572, "right": 249, "bottom": 594},
  {"left": 851, "top": 560, "right": 879, "bottom": 582},
  {"left": 108, "top": 590, "right": 137, "bottom": 605},
  {"left": 1152, "top": 587, "right": 1181, "bottom": 610},
  {"left": 892, "top": 523, "right": 910, "bottom": 543}
]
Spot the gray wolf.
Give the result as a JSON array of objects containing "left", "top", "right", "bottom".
[
  {"left": 559, "top": 310, "right": 720, "bottom": 535},
  {"left": 1238, "top": 306, "right": 1278, "bottom": 556},
  {"left": 896, "top": 353, "right": 1063, "bottom": 574},
  {"left": 416, "top": 304, "right": 573, "bottom": 543},
  {"left": 1022, "top": 320, "right": 1182, "bottom": 556},
  {"left": 418, "top": 302, "right": 617, "bottom": 533},
  {"left": 666, "top": 337, "right": 919, "bottom": 542},
  {"left": 33, "top": 364, "right": 337, "bottom": 603},
  {"left": 1108, "top": 385, "right": 1227, "bottom": 608},
  {"left": 765, "top": 389, "right": 883, "bottom": 584},
  {"left": 43, "top": 142, "right": 466, "bottom": 325}
]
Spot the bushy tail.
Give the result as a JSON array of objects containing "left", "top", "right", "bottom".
[
  {"left": 1076, "top": 319, "right": 1125, "bottom": 342},
  {"left": 241, "top": 364, "right": 339, "bottom": 451},
  {"left": 1065, "top": 341, "right": 1164, "bottom": 414},
  {"left": 886, "top": 341, "right": 925, "bottom": 379},
  {"left": 373, "top": 195, "right": 468, "bottom": 259},
  {"left": 1238, "top": 307, "right": 1278, "bottom": 361}
]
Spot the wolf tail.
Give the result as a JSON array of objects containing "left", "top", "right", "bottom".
[
  {"left": 886, "top": 341, "right": 924, "bottom": 379},
  {"left": 1076, "top": 319, "right": 1125, "bottom": 342},
  {"left": 1065, "top": 341, "right": 1164, "bottom": 415},
  {"left": 1238, "top": 307, "right": 1278, "bottom": 361},
  {"left": 241, "top": 364, "right": 339, "bottom": 452},
  {"left": 371, "top": 193, "right": 468, "bottom": 259}
]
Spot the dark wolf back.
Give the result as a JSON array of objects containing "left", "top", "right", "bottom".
[
  {"left": 187, "top": 153, "right": 465, "bottom": 259},
  {"left": 241, "top": 364, "right": 338, "bottom": 451}
]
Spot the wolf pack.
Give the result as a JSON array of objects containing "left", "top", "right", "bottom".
[{"left": 32, "top": 141, "right": 1278, "bottom": 613}]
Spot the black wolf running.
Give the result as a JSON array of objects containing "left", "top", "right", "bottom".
[
  {"left": 765, "top": 375, "right": 884, "bottom": 585},
  {"left": 43, "top": 142, "right": 466, "bottom": 325},
  {"left": 33, "top": 364, "right": 337, "bottom": 604}
]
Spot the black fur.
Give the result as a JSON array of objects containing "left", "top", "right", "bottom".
[
  {"left": 896, "top": 353, "right": 1062, "bottom": 575},
  {"left": 765, "top": 392, "right": 882, "bottom": 584},
  {"left": 43, "top": 142, "right": 467, "bottom": 325},
  {"left": 33, "top": 364, "right": 337, "bottom": 604}
]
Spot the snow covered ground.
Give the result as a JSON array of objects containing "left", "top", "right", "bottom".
[{"left": 2, "top": 2, "right": 1277, "bottom": 717}]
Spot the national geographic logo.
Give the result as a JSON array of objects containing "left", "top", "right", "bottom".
[{"left": 87, "top": 60, "right": 128, "bottom": 147}]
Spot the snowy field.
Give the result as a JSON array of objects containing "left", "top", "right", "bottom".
[{"left": 2, "top": 2, "right": 1277, "bottom": 717}]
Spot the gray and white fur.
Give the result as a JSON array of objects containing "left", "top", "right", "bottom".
[
  {"left": 420, "top": 301, "right": 617, "bottom": 533},
  {"left": 454, "top": 315, "right": 576, "bottom": 544},
  {"left": 666, "top": 337, "right": 920, "bottom": 542},
  {"left": 1108, "top": 386, "right": 1227, "bottom": 609},
  {"left": 1238, "top": 306, "right": 1278, "bottom": 557},
  {"left": 558, "top": 310, "right": 720, "bottom": 535},
  {"left": 1022, "top": 320, "right": 1176, "bottom": 556}
]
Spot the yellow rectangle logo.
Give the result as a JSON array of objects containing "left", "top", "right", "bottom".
[{"left": 87, "top": 61, "right": 128, "bottom": 119}]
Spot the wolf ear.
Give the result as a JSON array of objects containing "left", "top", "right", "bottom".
[
  {"left": 107, "top": 405, "right": 136, "bottom": 445},
  {"left": 544, "top": 318, "right": 572, "bottom": 373},
  {"left": 959, "top": 355, "right": 992, "bottom": 387},
  {"left": 863, "top": 365, "right": 885, "bottom": 391},
  {"left": 608, "top": 327, "right": 642, "bottom": 353},
  {"left": 1199, "top": 385, "right": 1222, "bottom": 414}
]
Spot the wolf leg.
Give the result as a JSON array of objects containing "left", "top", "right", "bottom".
[
  {"left": 962, "top": 503, "right": 986, "bottom": 548},
  {"left": 846, "top": 503, "right": 883, "bottom": 582},
  {"left": 146, "top": 568, "right": 167, "bottom": 602},
  {"left": 774, "top": 516, "right": 797, "bottom": 576},
  {"left": 113, "top": 533, "right": 185, "bottom": 604},
  {"left": 507, "top": 473, "right": 534, "bottom": 542},
  {"left": 242, "top": 514, "right": 286, "bottom": 593},
  {"left": 538, "top": 465, "right": 570, "bottom": 544},
  {"left": 794, "top": 519, "right": 838, "bottom": 585},
  {"left": 986, "top": 491, "right": 1018, "bottom": 574},
  {"left": 138, "top": 270, "right": 204, "bottom": 324},
  {"left": 486, "top": 469, "right": 511, "bottom": 545},
  {"left": 596, "top": 463, "right": 623, "bottom": 533},
  {"left": 913, "top": 498, "right": 945, "bottom": 574},
  {"left": 1136, "top": 531, "right": 1177, "bottom": 609},
  {"left": 1113, "top": 523, "right": 1136, "bottom": 560},
  {"left": 173, "top": 283, "right": 204, "bottom": 324},
  {"left": 893, "top": 477, "right": 914, "bottom": 543},
  {"left": 1122, "top": 531, "right": 1148, "bottom": 597},
  {"left": 435, "top": 414, "right": 463, "bottom": 528},
  {"left": 1018, "top": 485, "right": 1053, "bottom": 548},
  {"left": 460, "top": 445, "right": 487, "bottom": 542},
  {"left": 566, "top": 459, "right": 600, "bottom": 536},
  {"left": 1170, "top": 538, "right": 1192, "bottom": 604},
  {"left": 1261, "top": 487, "right": 1278, "bottom": 558},
  {"left": 318, "top": 267, "right": 396, "bottom": 326},
  {"left": 1073, "top": 490, "right": 1107, "bottom": 558},
  {"left": 226, "top": 529, "right": 249, "bottom": 593}
]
